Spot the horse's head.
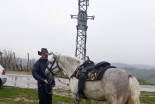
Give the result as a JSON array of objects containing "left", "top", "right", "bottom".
[
  {"left": 45, "top": 53, "right": 62, "bottom": 76},
  {"left": 46, "top": 52, "right": 83, "bottom": 78}
]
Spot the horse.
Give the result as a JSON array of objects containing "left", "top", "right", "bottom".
[{"left": 45, "top": 53, "right": 140, "bottom": 104}]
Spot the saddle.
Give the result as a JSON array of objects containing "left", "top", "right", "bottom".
[
  {"left": 72, "top": 57, "right": 116, "bottom": 99},
  {"left": 76, "top": 61, "right": 115, "bottom": 80}
]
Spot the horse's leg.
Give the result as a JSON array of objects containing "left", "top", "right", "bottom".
[
  {"left": 106, "top": 94, "right": 129, "bottom": 104},
  {"left": 73, "top": 97, "right": 80, "bottom": 104},
  {"left": 105, "top": 93, "right": 117, "bottom": 104},
  {"left": 72, "top": 94, "right": 80, "bottom": 104},
  {"left": 86, "top": 99, "right": 91, "bottom": 104},
  {"left": 107, "top": 99, "right": 117, "bottom": 104}
]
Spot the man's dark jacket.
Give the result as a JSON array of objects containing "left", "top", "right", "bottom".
[{"left": 32, "top": 58, "right": 49, "bottom": 85}]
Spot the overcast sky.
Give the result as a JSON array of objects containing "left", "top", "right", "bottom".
[{"left": 0, "top": 0, "right": 155, "bottom": 66}]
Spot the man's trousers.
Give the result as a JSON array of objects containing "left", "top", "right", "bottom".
[{"left": 38, "top": 84, "right": 52, "bottom": 104}]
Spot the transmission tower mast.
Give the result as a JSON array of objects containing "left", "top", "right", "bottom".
[{"left": 71, "top": 0, "right": 94, "bottom": 60}]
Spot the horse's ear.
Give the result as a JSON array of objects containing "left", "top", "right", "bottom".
[
  {"left": 53, "top": 53, "right": 57, "bottom": 59},
  {"left": 50, "top": 54, "right": 54, "bottom": 62}
]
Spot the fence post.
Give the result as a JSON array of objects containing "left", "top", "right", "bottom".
[
  {"left": 10, "top": 58, "right": 13, "bottom": 70},
  {"left": 27, "top": 53, "right": 30, "bottom": 72},
  {"left": 20, "top": 59, "right": 22, "bottom": 70},
  {"left": 30, "top": 60, "right": 32, "bottom": 71},
  {"left": 13, "top": 52, "right": 17, "bottom": 71}
]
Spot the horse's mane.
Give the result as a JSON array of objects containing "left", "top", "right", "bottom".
[
  {"left": 56, "top": 54, "right": 83, "bottom": 77},
  {"left": 59, "top": 54, "right": 83, "bottom": 65}
]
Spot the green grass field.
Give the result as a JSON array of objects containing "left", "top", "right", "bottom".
[
  {"left": 0, "top": 86, "right": 104, "bottom": 104},
  {"left": 0, "top": 86, "right": 155, "bottom": 104}
]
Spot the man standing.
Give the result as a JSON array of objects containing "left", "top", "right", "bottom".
[{"left": 32, "top": 48, "right": 55, "bottom": 104}]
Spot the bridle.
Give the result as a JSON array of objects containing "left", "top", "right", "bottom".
[
  {"left": 47, "top": 57, "right": 62, "bottom": 75},
  {"left": 45, "top": 56, "right": 63, "bottom": 94},
  {"left": 47, "top": 56, "right": 70, "bottom": 87}
]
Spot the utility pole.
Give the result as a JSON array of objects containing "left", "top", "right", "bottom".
[{"left": 71, "top": 0, "right": 94, "bottom": 60}]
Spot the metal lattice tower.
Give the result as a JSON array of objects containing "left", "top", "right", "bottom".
[{"left": 71, "top": 0, "right": 94, "bottom": 60}]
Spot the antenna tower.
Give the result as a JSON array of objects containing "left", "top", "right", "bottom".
[{"left": 71, "top": 0, "right": 94, "bottom": 60}]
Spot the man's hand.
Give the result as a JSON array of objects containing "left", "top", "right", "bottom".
[
  {"left": 52, "top": 79, "right": 55, "bottom": 87},
  {"left": 44, "top": 80, "right": 48, "bottom": 84}
]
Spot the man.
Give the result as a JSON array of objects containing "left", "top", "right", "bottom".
[{"left": 32, "top": 48, "right": 55, "bottom": 104}]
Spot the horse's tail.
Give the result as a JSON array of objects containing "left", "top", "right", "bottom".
[{"left": 128, "top": 76, "right": 140, "bottom": 104}]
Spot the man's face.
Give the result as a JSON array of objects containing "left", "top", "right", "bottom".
[{"left": 41, "top": 54, "right": 48, "bottom": 59}]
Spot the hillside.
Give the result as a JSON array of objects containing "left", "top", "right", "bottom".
[
  {"left": 111, "top": 63, "right": 155, "bottom": 84},
  {"left": 111, "top": 63, "right": 155, "bottom": 70}
]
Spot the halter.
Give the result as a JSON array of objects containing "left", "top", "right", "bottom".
[{"left": 47, "top": 57, "right": 62, "bottom": 75}]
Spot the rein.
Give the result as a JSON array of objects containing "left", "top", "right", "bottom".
[
  {"left": 55, "top": 77, "right": 69, "bottom": 86},
  {"left": 69, "top": 67, "right": 79, "bottom": 81}
]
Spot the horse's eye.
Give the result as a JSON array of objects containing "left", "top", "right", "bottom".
[{"left": 49, "top": 62, "right": 53, "bottom": 64}]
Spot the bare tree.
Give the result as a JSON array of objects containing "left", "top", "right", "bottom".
[
  {"left": 2, "top": 49, "right": 14, "bottom": 69},
  {"left": 1, "top": 49, "right": 36, "bottom": 71},
  {"left": 30, "top": 58, "right": 36, "bottom": 71},
  {"left": 0, "top": 51, "right": 3, "bottom": 66}
]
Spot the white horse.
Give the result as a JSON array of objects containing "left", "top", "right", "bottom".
[{"left": 45, "top": 53, "right": 140, "bottom": 104}]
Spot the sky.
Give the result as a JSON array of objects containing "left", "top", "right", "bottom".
[{"left": 0, "top": 0, "right": 155, "bottom": 66}]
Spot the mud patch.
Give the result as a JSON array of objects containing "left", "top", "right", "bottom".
[
  {"left": 56, "top": 101, "right": 72, "bottom": 104},
  {"left": 15, "top": 97, "right": 38, "bottom": 103}
]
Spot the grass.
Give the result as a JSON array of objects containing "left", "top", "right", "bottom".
[
  {"left": 55, "top": 73, "right": 68, "bottom": 79},
  {"left": 0, "top": 86, "right": 155, "bottom": 104},
  {"left": 139, "top": 82, "right": 155, "bottom": 85},
  {"left": 0, "top": 86, "right": 104, "bottom": 104},
  {"left": 6, "top": 69, "right": 32, "bottom": 75},
  {"left": 140, "top": 91, "right": 155, "bottom": 104},
  {"left": 0, "top": 86, "right": 38, "bottom": 104}
]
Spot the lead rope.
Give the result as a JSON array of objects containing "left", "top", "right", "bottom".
[
  {"left": 45, "top": 78, "right": 69, "bottom": 94},
  {"left": 45, "top": 79, "right": 53, "bottom": 94},
  {"left": 55, "top": 77, "right": 70, "bottom": 86}
]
